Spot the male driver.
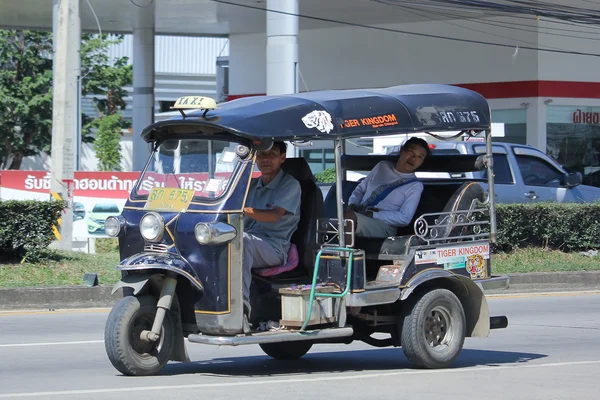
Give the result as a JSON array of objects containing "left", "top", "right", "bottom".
[
  {"left": 344, "top": 137, "right": 430, "bottom": 238},
  {"left": 242, "top": 141, "right": 301, "bottom": 315}
]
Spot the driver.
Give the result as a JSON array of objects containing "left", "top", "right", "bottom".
[
  {"left": 344, "top": 137, "right": 430, "bottom": 238},
  {"left": 242, "top": 141, "right": 301, "bottom": 317}
]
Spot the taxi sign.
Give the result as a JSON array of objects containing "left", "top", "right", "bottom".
[
  {"left": 172, "top": 96, "right": 217, "bottom": 110},
  {"left": 145, "top": 187, "right": 195, "bottom": 212}
]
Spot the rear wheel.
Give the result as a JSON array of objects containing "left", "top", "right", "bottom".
[
  {"left": 401, "top": 289, "right": 466, "bottom": 369},
  {"left": 259, "top": 341, "right": 313, "bottom": 360},
  {"left": 104, "top": 295, "right": 175, "bottom": 376}
]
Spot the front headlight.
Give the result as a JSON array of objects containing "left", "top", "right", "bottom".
[
  {"left": 194, "top": 222, "right": 237, "bottom": 245},
  {"left": 140, "top": 212, "right": 164, "bottom": 242},
  {"left": 105, "top": 216, "right": 125, "bottom": 238},
  {"left": 194, "top": 223, "right": 212, "bottom": 244}
]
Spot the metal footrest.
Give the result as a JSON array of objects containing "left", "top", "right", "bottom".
[{"left": 187, "top": 327, "right": 354, "bottom": 346}]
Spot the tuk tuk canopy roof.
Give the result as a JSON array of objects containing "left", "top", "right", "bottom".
[{"left": 142, "top": 84, "right": 491, "bottom": 143}]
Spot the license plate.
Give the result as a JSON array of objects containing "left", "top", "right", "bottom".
[{"left": 145, "top": 188, "right": 195, "bottom": 212}]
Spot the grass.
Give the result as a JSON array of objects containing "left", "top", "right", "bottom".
[
  {"left": 0, "top": 244, "right": 598, "bottom": 288},
  {"left": 0, "top": 250, "right": 121, "bottom": 288},
  {"left": 492, "top": 248, "right": 600, "bottom": 274}
]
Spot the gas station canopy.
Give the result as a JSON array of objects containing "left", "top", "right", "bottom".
[{"left": 0, "top": 0, "right": 504, "bottom": 36}]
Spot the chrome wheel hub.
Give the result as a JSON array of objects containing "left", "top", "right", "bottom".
[{"left": 425, "top": 306, "right": 453, "bottom": 348}]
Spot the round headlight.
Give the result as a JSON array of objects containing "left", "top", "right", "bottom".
[
  {"left": 104, "top": 216, "right": 121, "bottom": 237},
  {"left": 140, "top": 212, "right": 164, "bottom": 242},
  {"left": 194, "top": 223, "right": 212, "bottom": 244}
]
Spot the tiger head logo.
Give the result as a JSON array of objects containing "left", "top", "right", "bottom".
[
  {"left": 301, "top": 110, "right": 334, "bottom": 134},
  {"left": 466, "top": 254, "right": 486, "bottom": 279}
]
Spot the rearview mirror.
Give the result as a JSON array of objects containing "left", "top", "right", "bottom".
[
  {"left": 563, "top": 172, "right": 582, "bottom": 188},
  {"left": 161, "top": 140, "right": 180, "bottom": 152}
]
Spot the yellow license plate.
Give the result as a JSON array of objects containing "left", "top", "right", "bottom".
[{"left": 145, "top": 188, "right": 195, "bottom": 212}]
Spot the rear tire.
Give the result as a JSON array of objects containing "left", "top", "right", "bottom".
[
  {"left": 104, "top": 295, "right": 175, "bottom": 376},
  {"left": 401, "top": 289, "right": 466, "bottom": 369},
  {"left": 259, "top": 341, "right": 312, "bottom": 360}
]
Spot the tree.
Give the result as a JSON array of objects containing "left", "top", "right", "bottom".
[
  {"left": 94, "top": 114, "right": 122, "bottom": 171},
  {"left": 80, "top": 34, "right": 132, "bottom": 171},
  {"left": 0, "top": 31, "right": 53, "bottom": 169},
  {"left": 0, "top": 30, "right": 132, "bottom": 170}
]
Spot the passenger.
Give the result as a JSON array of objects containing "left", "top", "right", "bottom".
[
  {"left": 344, "top": 137, "right": 430, "bottom": 239},
  {"left": 242, "top": 141, "right": 301, "bottom": 316}
]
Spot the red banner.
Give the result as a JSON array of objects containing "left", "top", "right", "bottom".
[
  {"left": 0, "top": 170, "right": 262, "bottom": 199},
  {"left": 0, "top": 171, "right": 139, "bottom": 199}
]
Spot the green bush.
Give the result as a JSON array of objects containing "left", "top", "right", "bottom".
[
  {"left": 315, "top": 167, "right": 336, "bottom": 183},
  {"left": 0, "top": 200, "right": 65, "bottom": 262},
  {"left": 495, "top": 202, "right": 600, "bottom": 252}
]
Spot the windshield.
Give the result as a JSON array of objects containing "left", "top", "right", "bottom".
[{"left": 136, "top": 139, "right": 243, "bottom": 199}]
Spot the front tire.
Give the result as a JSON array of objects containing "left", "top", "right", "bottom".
[
  {"left": 259, "top": 341, "right": 313, "bottom": 360},
  {"left": 104, "top": 295, "right": 175, "bottom": 376},
  {"left": 401, "top": 289, "right": 466, "bottom": 369}
]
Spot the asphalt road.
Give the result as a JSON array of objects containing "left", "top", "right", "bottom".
[{"left": 1, "top": 292, "right": 599, "bottom": 400}]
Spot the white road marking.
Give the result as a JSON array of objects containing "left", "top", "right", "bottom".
[
  {"left": 1, "top": 359, "right": 599, "bottom": 398},
  {"left": 0, "top": 340, "right": 104, "bottom": 348}
]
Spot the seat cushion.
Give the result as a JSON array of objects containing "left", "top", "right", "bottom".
[{"left": 254, "top": 244, "right": 299, "bottom": 277}]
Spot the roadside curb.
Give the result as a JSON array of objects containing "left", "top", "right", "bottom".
[
  {"left": 507, "top": 271, "right": 600, "bottom": 285},
  {"left": 0, "top": 286, "right": 121, "bottom": 310},
  {"left": 1, "top": 271, "right": 600, "bottom": 311}
]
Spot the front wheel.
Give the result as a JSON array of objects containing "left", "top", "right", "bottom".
[
  {"left": 104, "top": 295, "right": 175, "bottom": 376},
  {"left": 259, "top": 341, "right": 313, "bottom": 360},
  {"left": 401, "top": 289, "right": 466, "bottom": 369}
]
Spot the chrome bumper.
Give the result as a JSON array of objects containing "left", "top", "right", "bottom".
[{"left": 476, "top": 275, "right": 510, "bottom": 291}]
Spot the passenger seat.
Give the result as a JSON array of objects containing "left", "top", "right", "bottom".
[{"left": 281, "top": 158, "right": 324, "bottom": 273}]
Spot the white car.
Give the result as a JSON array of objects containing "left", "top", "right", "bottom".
[{"left": 427, "top": 142, "right": 600, "bottom": 204}]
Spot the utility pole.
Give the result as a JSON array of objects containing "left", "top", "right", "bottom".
[{"left": 51, "top": 0, "right": 81, "bottom": 250}]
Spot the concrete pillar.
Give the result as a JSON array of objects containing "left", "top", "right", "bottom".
[
  {"left": 266, "top": 0, "right": 298, "bottom": 96},
  {"left": 51, "top": 0, "right": 80, "bottom": 250},
  {"left": 527, "top": 98, "right": 548, "bottom": 152},
  {"left": 132, "top": 1, "right": 155, "bottom": 171},
  {"left": 267, "top": 0, "right": 298, "bottom": 157}
]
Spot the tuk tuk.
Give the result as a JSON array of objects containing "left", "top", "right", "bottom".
[{"left": 103, "top": 84, "right": 509, "bottom": 376}]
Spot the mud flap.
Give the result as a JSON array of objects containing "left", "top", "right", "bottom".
[
  {"left": 111, "top": 273, "right": 153, "bottom": 295},
  {"left": 171, "top": 309, "right": 191, "bottom": 363}
]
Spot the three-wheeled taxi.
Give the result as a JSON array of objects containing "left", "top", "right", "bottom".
[{"left": 103, "top": 84, "right": 509, "bottom": 376}]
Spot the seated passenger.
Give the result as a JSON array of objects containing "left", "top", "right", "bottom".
[
  {"left": 242, "top": 141, "right": 301, "bottom": 314},
  {"left": 344, "top": 137, "right": 430, "bottom": 238}
]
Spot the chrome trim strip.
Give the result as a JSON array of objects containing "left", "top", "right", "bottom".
[
  {"left": 187, "top": 327, "right": 354, "bottom": 346},
  {"left": 345, "top": 288, "right": 401, "bottom": 307}
]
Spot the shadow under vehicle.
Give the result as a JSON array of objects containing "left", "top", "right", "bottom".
[{"left": 103, "top": 85, "right": 509, "bottom": 376}]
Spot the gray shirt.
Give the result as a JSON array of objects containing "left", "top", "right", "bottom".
[{"left": 244, "top": 169, "right": 301, "bottom": 262}]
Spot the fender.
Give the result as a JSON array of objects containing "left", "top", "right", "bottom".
[
  {"left": 115, "top": 252, "right": 204, "bottom": 294},
  {"left": 401, "top": 269, "right": 490, "bottom": 338}
]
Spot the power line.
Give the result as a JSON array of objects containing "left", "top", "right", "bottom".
[
  {"left": 423, "top": 0, "right": 600, "bottom": 24},
  {"left": 375, "top": 0, "right": 600, "bottom": 39},
  {"left": 211, "top": 0, "right": 600, "bottom": 58},
  {"left": 376, "top": 0, "right": 600, "bottom": 45},
  {"left": 376, "top": 1, "right": 564, "bottom": 51}
]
